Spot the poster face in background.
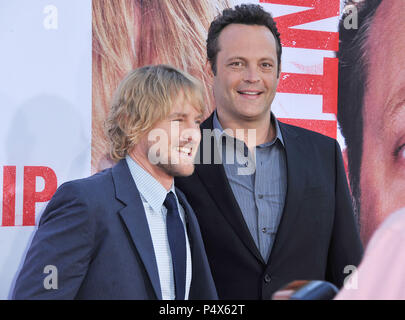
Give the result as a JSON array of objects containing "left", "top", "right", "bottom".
[
  {"left": 337, "top": 0, "right": 405, "bottom": 245},
  {"left": 0, "top": 0, "right": 92, "bottom": 298}
]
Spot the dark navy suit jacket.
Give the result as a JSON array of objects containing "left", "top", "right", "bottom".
[{"left": 13, "top": 159, "right": 217, "bottom": 300}]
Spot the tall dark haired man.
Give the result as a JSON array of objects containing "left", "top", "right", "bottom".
[{"left": 176, "top": 4, "right": 363, "bottom": 300}]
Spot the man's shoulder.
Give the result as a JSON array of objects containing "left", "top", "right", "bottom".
[
  {"left": 63, "top": 166, "right": 113, "bottom": 189},
  {"left": 39, "top": 166, "right": 118, "bottom": 228},
  {"left": 278, "top": 120, "right": 336, "bottom": 146},
  {"left": 201, "top": 113, "right": 336, "bottom": 145},
  {"left": 53, "top": 167, "right": 115, "bottom": 202}
]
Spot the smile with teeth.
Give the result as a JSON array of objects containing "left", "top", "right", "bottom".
[
  {"left": 176, "top": 146, "right": 192, "bottom": 156},
  {"left": 237, "top": 90, "right": 263, "bottom": 97}
]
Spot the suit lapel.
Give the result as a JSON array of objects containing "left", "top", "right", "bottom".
[
  {"left": 268, "top": 122, "right": 306, "bottom": 264},
  {"left": 112, "top": 159, "right": 162, "bottom": 300},
  {"left": 196, "top": 114, "right": 265, "bottom": 264}
]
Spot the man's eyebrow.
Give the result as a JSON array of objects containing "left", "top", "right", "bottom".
[
  {"left": 169, "top": 112, "right": 186, "bottom": 118},
  {"left": 226, "top": 56, "right": 245, "bottom": 61},
  {"left": 385, "top": 89, "right": 405, "bottom": 120},
  {"left": 226, "top": 56, "right": 276, "bottom": 63},
  {"left": 168, "top": 111, "right": 204, "bottom": 119},
  {"left": 259, "top": 57, "right": 276, "bottom": 62}
]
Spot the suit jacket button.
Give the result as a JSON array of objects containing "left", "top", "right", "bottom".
[{"left": 264, "top": 274, "right": 271, "bottom": 283}]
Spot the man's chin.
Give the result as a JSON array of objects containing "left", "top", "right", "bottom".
[{"left": 157, "top": 163, "right": 195, "bottom": 178}]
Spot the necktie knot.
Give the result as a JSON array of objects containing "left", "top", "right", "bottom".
[{"left": 164, "top": 192, "right": 178, "bottom": 213}]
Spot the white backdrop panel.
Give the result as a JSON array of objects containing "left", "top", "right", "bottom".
[{"left": 0, "top": 0, "right": 91, "bottom": 299}]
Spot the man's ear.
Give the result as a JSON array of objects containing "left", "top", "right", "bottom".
[
  {"left": 204, "top": 60, "right": 214, "bottom": 79},
  {"left": 277, "top": 62, "right": 282, "bottom": 79}
]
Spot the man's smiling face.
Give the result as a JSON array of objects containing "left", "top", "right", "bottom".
[
  {"left": 145, "top": 91, "right": 203, "bottom": 178},
  {"left": 212, "top": 23, "right": 280, "bottom": 125}
]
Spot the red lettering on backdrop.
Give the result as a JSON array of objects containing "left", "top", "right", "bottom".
[
  {"left": 260, "top": 0, "right": 340, "bottom": 138},
  {"left": 2, "top": 166, "right": 16, "bottom": 226},
  {"left": 22, "top": 166, "right": 57, "bottom": 226},
  {"left": 278, "top": 58, "right": 338, "bottom": 115},
  {"left": 261, "top": 0, "right": 339, "bottom": 50},
  {"left": 278, "top": 57, "right": 338, "bottom": 138}
]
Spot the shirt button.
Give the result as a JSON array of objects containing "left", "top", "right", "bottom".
[
  {"left": 258, "top": 194, "right": 263, "bottom": 199},
  {"left": 264, "top": 274, "right": 271, "bottom": 283},
  {"left": 262, "top": 227, "right": 267, "bottom": 233}
]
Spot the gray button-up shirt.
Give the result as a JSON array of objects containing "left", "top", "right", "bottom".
[{"left": 213, "top": 111, "right": 287, "bottom": 262}]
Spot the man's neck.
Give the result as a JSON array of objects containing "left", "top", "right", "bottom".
[
  {"left": 215, "top": 110, "right": 275, "bottom": 148},
  {"left": 128, "top": 152, "right": 173, "bottom": 191}
]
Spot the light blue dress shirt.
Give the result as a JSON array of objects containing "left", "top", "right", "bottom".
[{"left": 125, "top": 155, "right": 192, "bottom": 300}]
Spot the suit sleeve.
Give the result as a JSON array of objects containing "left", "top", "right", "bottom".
[
  {"left": 12, "top": 181, "right": 94, "bottom": 299},
  {"left": 326, "top": 141, "right": 364, "bottom": 288}
]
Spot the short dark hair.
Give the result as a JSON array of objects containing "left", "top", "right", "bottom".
[
  {"left": 337, "top": 0, "right": 382, "bottom": 219},
  {"left": 207, "top": 4, "right": 282, "bottom": 76}
]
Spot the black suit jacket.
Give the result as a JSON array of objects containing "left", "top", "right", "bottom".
[{"left": 175, "top": 113, "right": 363, "bottom": 299}]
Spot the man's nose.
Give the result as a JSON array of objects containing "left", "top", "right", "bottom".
[
  {"left": 190, "top": 129, "right": 201, "bottom": 143},
  {"left": 243, "top": 66, "right": 260, "bottom": 83},
  {"left": 181, "top": 123, "right": 201, "bottom": 144}
]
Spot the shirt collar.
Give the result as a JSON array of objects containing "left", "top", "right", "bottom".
[
  {"left": 212, "top": 110, "right": 285, "bottom": 147},
  {"left": 125, "top": 155, "right": 177, "bottom": 213}
]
